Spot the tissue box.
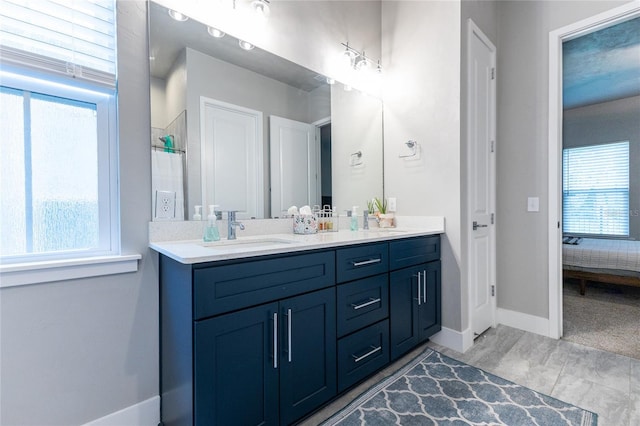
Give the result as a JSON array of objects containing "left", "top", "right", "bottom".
[{"left": 293, "top": 214, "right": 318, "bottom": 234}]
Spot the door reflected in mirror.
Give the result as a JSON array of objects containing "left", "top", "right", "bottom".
[{"left": 149, "top": 1, "right": 383, "bottom": 220}]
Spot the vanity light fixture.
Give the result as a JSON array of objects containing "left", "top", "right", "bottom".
[
  {"left": 251, "top": 0, "right": 270, "bottom": 18},
  {"left": 207, "top": 26, "right": 225, "bottom": 38},
  {"left": 340, "top": 42, "right": 382, "bottom": 74},
  {"left": 168, "top": 9, "right": 189, "bottom": 21},
  {"left": 239, "top": 40, "right": 255, "bottom": 51}
]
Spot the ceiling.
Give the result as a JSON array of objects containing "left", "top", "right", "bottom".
[{"left": 563, "top": 17, "right": 640, "bottom": 109}]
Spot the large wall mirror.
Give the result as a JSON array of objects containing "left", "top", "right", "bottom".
[{"left": 149, "top": 1, "right": 384, "bottom": 220}]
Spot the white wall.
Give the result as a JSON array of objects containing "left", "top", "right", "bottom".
[
  {"left": 563, "top": 95, "right": 640, "bottom": 240},
  {"left": 382, "top": 1, "right": 463, "bottom": 331},
  {"left": 495, "top": 0, "right": 632, "bottom": 318},
  {"left": 0, "top": 2, "right": 157, "bottom": 424}
]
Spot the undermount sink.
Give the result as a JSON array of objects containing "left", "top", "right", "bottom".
[{"left": 200, "top": 237, "right": 297, "bottom": 251}]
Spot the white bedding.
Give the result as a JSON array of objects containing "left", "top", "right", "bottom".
[{"left": 563, "top": 238, "right": 640, "bottom": 273}]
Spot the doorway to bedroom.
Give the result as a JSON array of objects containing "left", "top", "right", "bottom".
[{"left": 559, "top": 15, "right": 640, "bottom": 359}]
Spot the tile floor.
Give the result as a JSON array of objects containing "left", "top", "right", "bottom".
[{"left": 300, "top": 325, "right": 640, "bottom": 426}]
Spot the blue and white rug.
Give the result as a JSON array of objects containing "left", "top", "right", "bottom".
[{"left": 321, "top": 349, "right": 597, "bottom": 426}]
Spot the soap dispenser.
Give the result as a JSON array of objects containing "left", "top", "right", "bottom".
[
  {"left": 203, "top": 205, "right": 220, "bottom": 242},
  {"left": 350, "top": 206, "right": 359, "bottom": 231},
  {"left": 193, "top": 205, "right": 202, "bottom": 221}
]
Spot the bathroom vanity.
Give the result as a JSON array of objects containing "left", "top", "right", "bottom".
[{"left": 152, "top": 229, "right": 442, "bottom": 425}]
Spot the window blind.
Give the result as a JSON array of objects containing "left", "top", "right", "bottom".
[
  {"left": 0, "top": 0, "right": 116, "bottom": 86},
  {"left": 562, "top": 141, "right": 629, "bottom": 236}
]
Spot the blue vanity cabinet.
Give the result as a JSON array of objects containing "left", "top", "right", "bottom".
[
  {"left": 160, "top": 250, "right": 336, "bottom": 426},
  {"left": 194, "top": 287, "right": 336, "bottom": 426},
  {"left": 389, "top": 236, "right": 441, "bottom": 361}
]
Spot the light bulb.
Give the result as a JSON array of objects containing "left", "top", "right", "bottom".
[
  {"left": 326, "top": 77, "right": 335, "bottom": 85},
  {"left": 167, "top": 9, "right": 188, "bottom": 22},
  {"left": 207, "top": 27, "right": 225, "bottom": 38},
  {"left": 341, "top": 45, "right": 357, "bottom": 68},
  {"left": 239, "top": 40, "right": 254, "bottom": 51},
  {"left": 356, "top": 57, "right": 370, "bottom": 72},
  {"left": 252, "top": 0, "right": 270, "bottom": 18}
]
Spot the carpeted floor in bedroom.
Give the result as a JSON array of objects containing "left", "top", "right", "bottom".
[{"left": 563, "top": 279, "right": 640, "bottom": 360}]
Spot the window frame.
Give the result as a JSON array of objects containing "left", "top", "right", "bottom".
[
  {"left": 0, "top": 65, "right": 120, "bottom": 263},
  {"left": 562, "top": 141, "right": 630, "bottom": 238}
]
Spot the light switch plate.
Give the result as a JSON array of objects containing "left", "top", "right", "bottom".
[
  {"left": 527, "top": 197, "right": 539, "bottom": 212},
  {"left": 388, "top": 197, "right": 397, "bottom": 212},
  {"left": 156, "top": 190, "right": 176, "bottom": 219}
]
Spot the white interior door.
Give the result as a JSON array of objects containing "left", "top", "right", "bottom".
[
  {"left": 201, "top": 97, "right": 263, "bottom": 219},
  {"left": 270, "top": 116, "right": 319, "bottom": 217},
  {"left": 468, "top": 20, "right": 497, "bottom": 338}
]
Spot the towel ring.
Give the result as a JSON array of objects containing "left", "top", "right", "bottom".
[{"left": 399, "top": 140, "right": 418, "bottom": 158}]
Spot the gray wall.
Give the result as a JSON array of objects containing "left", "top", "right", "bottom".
[
  {"left": 495, "top": 0, "right": 632, "bottom": 318},
  {"left": 0, "top": 2, "right": 156, "bottom": 425},
  {"left": 563, "top": 95, "right": 640, "bottom": 240},
  {"left": 382, "top": 0, "right": 463, "bottom": 332}
]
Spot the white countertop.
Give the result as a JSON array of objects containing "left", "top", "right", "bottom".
[{"left": 150, "top": 227, "right": 444, "bottom": 264}]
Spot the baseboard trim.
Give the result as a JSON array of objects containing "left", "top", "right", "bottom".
[
  {"left": 429, "top": 326, "right": 474, "bottom": 353},
  {"left": 497, "top": 308, "right": 550, "bottom": 337},
  {"left": 82, "top": 396, "right": 159, "bottom": 426}
]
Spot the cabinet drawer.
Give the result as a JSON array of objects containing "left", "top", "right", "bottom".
[
  {"left": 336, "top": 243, "right": 388, "bottom": 283},
  {"left": 193, "top": 251, "right": 335, "bottom": 319},
  {"left": 337, "top": 320, "right": 389, "bottom": 392},
  {"left": 337, "top": 275, "right": 388, "bottom": 338},
  {"left": 389, "top": 235, "right": 440, "bottom": 271}
]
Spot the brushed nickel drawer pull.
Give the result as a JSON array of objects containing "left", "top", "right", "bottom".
[
  {"left": 417, "top": 271, "right": 422, "bottom": 306},
  {"left": 352, "top": 345, "right": 382, "bottom": 363},
  {"left": 351, "top": 297, "right": 382, "bottom": 310},
  {"left": 351, "top": 258, "right": 381, "bottom": 267},
  {"left": 287, "top": 308, "right": 292, "bottom": 363},
  {"left": 423, "top": 270, "right": 427, "bottom": 303},
  {"left": 273, "top": 312, "right": 278, "bottom": 369}
]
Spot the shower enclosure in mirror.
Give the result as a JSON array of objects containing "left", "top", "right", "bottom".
[{"left": 149, "top": 1, "right": 383, "bottom": 220}]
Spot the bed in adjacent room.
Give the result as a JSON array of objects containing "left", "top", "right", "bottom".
[{"left": 563, "top": 237, "right": 640, "bottom": 295}]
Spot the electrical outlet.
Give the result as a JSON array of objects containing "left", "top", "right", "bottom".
[
  {"left": 388, "top": 197, "right": 397, "bottom": 212},
  {"left": 527, "top": 197, "right": 539, "bottom": 212},
  {"left": 156, "top": 190, "right": 176, "bottom": 219}
]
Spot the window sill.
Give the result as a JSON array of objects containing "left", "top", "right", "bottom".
[{"left": 0, "top": 254, "right": 142, "bottom": 288}]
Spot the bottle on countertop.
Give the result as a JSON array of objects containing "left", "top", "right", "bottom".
[
  {"left": 193, "top": 205, "right": 202, "bottom": 221},
  {"left": 203, "top": 205, "right": 220, "bottom": 242},
  {"left": 350, "top": 206, "right": 359, "bottom": 231}
]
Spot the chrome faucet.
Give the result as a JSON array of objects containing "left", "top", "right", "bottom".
[
  {"left": 227, "top": 211, "right": 245, "bottom": 240},
  {"left": 363, "top": 210, "right": 370, "bottom": 230}
]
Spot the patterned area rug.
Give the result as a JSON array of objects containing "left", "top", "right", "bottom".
[{"left": 321, "top": 349, "right": 597, "bottom": 426}]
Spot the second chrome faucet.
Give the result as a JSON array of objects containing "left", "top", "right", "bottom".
[{"left": 227, "top": 211, "right": 245, "bottom": 240}]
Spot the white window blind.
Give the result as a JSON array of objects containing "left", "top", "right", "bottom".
[
  {"left": 0, "top": 0, "right": 116, "bottom": 86},
  {"left": 562, "top": 141, "right": 629, "bottom": 236}
]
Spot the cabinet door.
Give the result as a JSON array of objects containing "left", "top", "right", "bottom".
[
  {"left": 194, "top": 302, "right": 279, "bottom": 426},
  {"left": 279, "top": 287, "right": 337, "bottom": 425},
  {"left": 419, "top": 260, "right": 441, "bottom": 340},
  {"left": 389, "top": 264, "right": 422, "bottom": 361}
]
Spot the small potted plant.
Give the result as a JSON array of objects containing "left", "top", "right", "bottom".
[{"left": 373, "top": 197, "right": 394, "bottom": 228}]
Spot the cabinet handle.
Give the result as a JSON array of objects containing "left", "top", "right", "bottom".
[
  {"left": 351, "top": 258, "right": 381, "bottom": 267},
  {"left": 352, "top": 345, "right": 382, "bottom": 363},
  {"left": 417, "top": 271, "right": 422, "bottom": 306},
  {"left": 287, "top": 308, "right": 292, "bottom": 363},
  {"left": 351, "top": 297, "right": 381, "bottom": 310},
  {"left": 423, "top": 270, "right": 427, "bottom": 303},
  {"left": 273, "top": 313, "right": 278, "bottom": 369}
]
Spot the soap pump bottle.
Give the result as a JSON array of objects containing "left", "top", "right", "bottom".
[
  {"left": 350, "top": 206, "right": 359, "bottom": 231},
  {"left": 193, "top": 205, "right": 202, "bottom": 221},
  {"left": 203, "top": 205, "right": 220, "bottom": 242}
]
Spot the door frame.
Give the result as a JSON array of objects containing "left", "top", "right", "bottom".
[
  {"left": 547, "top": 1, "right": 640, "bottom": 339},
  {"left": 466, "top": 19, "right": 497, "bottom": 341}
]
